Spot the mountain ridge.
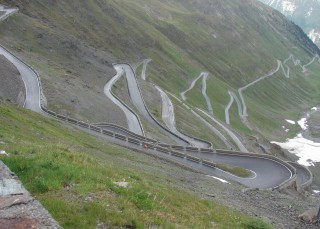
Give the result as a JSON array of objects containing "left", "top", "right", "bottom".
[{"left": 259, "top": 0, "right": 320, "bottom": 47}]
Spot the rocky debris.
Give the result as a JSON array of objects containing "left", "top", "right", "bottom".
[
  {"left": 0, "top": 161, "right": 61, "bottom": 228},
  {"left": 299, "top": 205, "right": 320, "bottom": 224}
]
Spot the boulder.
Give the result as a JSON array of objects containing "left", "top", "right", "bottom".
[{"left": 298, "top": 207, "right": 319, "bottom": 223}]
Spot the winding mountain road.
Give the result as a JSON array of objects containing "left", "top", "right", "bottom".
[
  {"left": 181, "top": 72, "right": 213, "bottom": 115},
  {"left": 194, "top": 151, "right": 292, "bottom": 189},
  {"left": 225, "top": 91, "right": 234, "bottom": 125},
  {"left": 237, "top": 54, "right": 320, "bottom": 119},
  {"left": 104, "top": 65, "right": 144, "bottom": 135},
  {"left": 109, "top": 64, "right": 188, "bottom": 145},
  {"left": 239, "top": 60, "right": 282, "bottom": 117},
  {"left": 140, "top": 59, "right": 152, "bottom": 80},
  {"left": 0, "top": 5, "right": 311, "bottom": 190},
  {"left": 225, "top": 91, "right": 244, "bottom": 125}
]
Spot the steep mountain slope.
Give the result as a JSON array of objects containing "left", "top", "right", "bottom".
[
  {"left": 259, "top": 0, "right": 320, "bottom": 47},
  {"left": 1, "top": 0, "right": 320, "bottom": 151}
]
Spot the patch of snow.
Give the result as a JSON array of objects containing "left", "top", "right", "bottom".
[
  {"left": 271, "top": 134, "right": 320, "bottom": 166},
  {"left": 311, "top": 107, "right": 318, "bottom": 111},
  {"left": 282, "top": 126, "right": 285, "bottom": 129},
  {"left": 281, "top": 1, "right": 297, "bottom": 16},
  {"left": 308, "top": 29, "right": 320, "bottom": 44},
  {"left": 285, "top": 129, "right": 290, "bottom": 132},
  {"left": 313, "top": 190, "right": 320, "bottom": 194},
  {"left": 206, "top": 175, "right": 230, "bottom": 184},
  {"left": 298, "top": 118, "right": 308, "bottom": 130},
  {"left": 286, "top": 119, "right": 296, "bottom": 125}
]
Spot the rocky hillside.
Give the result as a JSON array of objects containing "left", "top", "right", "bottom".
[
  {"left": 0, "top": 55, "right": 25, "bottom": 106},
  {"left": 259, "top": 0, "right": 320, "bottom": 47}
]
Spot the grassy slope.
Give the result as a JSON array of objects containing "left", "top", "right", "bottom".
[
  {"left": 0, "top": 102, "right": 271, "bottom": 228},
  {"left": 1, "top": 0, "right": 320, "bottom": 149}
]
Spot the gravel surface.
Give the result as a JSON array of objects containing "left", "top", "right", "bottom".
[{"left": 0, "top": 54, "right": 25, "bottom": 106}]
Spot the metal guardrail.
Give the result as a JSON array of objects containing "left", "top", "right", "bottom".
[{"left": 94, "top": 123, "right": 156, "bottom": 143}]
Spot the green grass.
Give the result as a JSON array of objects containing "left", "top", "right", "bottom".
[
  {"left": 216, "top": 163, "right": 252, "bottom": 178},
  {"left": 0, "top": 102, "right": 272, "bottom": 228}
]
